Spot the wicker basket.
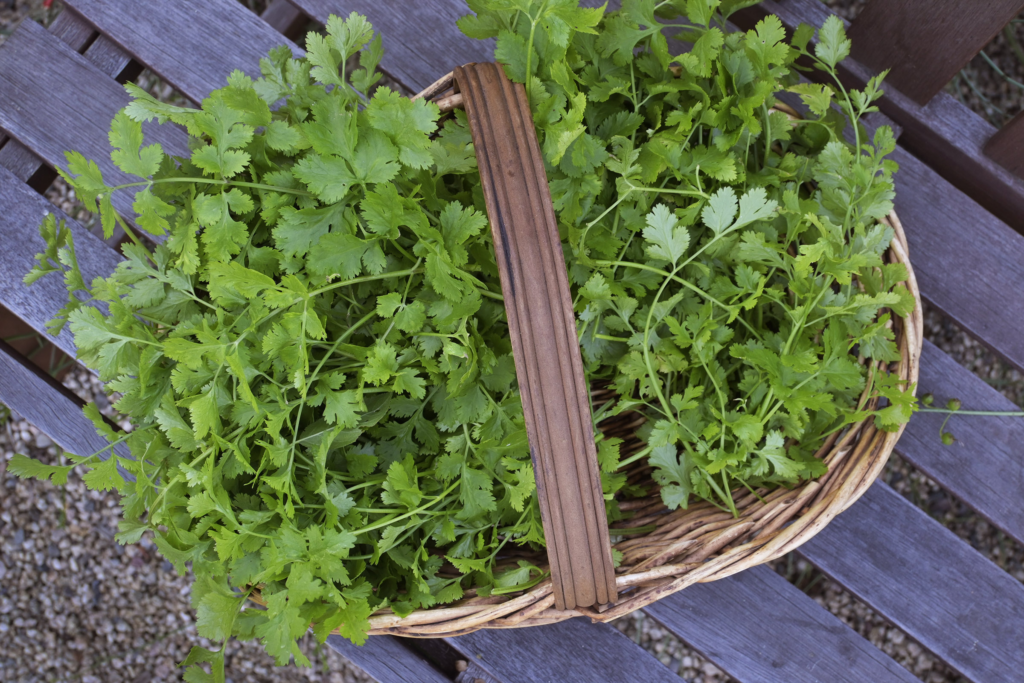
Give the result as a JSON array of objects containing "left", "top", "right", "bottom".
[{"left": 287, "top": 69, "right": 924, "bottom": 638}]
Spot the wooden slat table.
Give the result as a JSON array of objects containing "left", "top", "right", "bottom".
[{"left": 1, "top": 1, "right": 1022, "bottom": 681}]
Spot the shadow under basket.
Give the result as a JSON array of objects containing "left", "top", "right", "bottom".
[{"left": 254, "top": 65, "right": 924, "bottom": 638}]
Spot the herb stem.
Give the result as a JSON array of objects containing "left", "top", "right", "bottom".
[
  {"left": 309, "top": 267, "right": 423, "bottom": 297},
  {"left": 108, "top": 177, "right": 315, "bottom": 197},
  {"left": 353, "top": 481, "right": 459, "bottom": 535},
  {"left": 918, "top": 408, "right": 1024, "bottom": 417}
]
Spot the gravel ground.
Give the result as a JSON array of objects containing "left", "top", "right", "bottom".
[{"left": 2, "top": 2, "right": 1024, "bottom": 683}]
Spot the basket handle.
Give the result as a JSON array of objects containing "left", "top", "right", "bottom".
[{"left": 439, "top": 63, "right": 618, "bottom": 611}]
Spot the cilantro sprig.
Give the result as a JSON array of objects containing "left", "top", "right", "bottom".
[{"left": 20, "top": 1, "right": 917, "bottom": 676}]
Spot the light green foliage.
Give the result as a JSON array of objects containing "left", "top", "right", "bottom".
[
  {"left": 20, "top": 2, "right": 917, "bottom": 675},
  {"left": 462, "top": 0, "right": 915, "bottom": 517},
  {"left": 23, "top": 14, "right": 537, "bottom": 678}
]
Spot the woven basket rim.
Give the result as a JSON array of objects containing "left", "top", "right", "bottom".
[{"left": 249, "top": 87, "right": 924, "bottom": 639}]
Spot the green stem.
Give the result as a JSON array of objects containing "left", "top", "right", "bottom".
[
  {"left": 353, "top": 481, "right": 459, "bottom": 535},
  {"left": 615, "top": 445, "right": 652, "bottom": 470},
  {"left": 309, "top": 267, "right": 423, "bottom": 297},
  {"left": 918, "top": 408, "right": 1024, "bottom": 417},
  {"left": 594, "top": 260, "right": 766, "bottom": 341},
  {"left": 109, "top": 177, "right": 314, "bottom": 197}
]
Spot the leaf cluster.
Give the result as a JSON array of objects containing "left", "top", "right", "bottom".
[
  {"left": 460, "top": 0, "right": 916, "bottom": 514},
  {"left": 25, "top": 14, "right": 562, "bottom": 677}
]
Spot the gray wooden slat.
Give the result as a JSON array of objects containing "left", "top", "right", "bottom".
[
  {"left": 0, "top": 165, "right": 121, "bottom": 358},
  {"left": 0, "top": 339, "right": 128, "bottom": 461},
  {"left": 0, "top": 137, "right": 43, "bottom": 182},
  {"left": 260, "top": 0, "right": 310, "bottom": 41},
  {"left": 985, "top": 110, "right": 1024, "bottom": 180},
  {"left": 799, "top": 482, "right": 1024, "bottom": 683},
  {"left": 82, "top": 33, "right": 135, "bottom": 80},
  {"left": 644, "top": 565, "right": 919, "bottom": 683},
  {"left": 0, "top": 19, "right": 189, "bottom": 221},
  {"left": 0, "top": 8, "right": 101, "bottom": 184},
  {"left": 445, "top": 618, "right": 682, "bottom": 683},
  {"left": 847, "top": 0, "right": 1024, "bottom": 105},
  {"left": 889, "top": 141, "right": 1024, "bottom": 373},
  {"left": 896, "top": 340, "right": 1024, "bottom": 546},
  {"left": 62, "top": 0, "right": 300, "bottom": 104},
  {"left": 287, "top": 0, "right": 493, "bottom": 92},
  {"left": 324, "top": 635, "right": 451, "bottom": 683},
  {"left": 732, "top": 0, "right": 1024, "bottom": 235},
  {"left": 47, "top": 3, "right": 97, "bottom": 49}
]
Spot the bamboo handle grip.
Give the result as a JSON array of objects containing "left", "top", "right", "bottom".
[{"left": 452, "top": 63, "right": 617, "bottom": 610}]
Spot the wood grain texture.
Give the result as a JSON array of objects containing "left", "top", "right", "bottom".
[
  {"left": 644, "top": 565, "right": 918, "bottom": 683},
  {"left": 0, "top": 339, "right": 129, "bottom": 461},
  {"left": 896, "top": 341, "right": 1024, "bottom": 546},
  {"left": 888, "top": 141, "right": 1024, "bottom": 373},
  {"left": 0, "top": 19, "right": 189, "bottom": 221},
  {"left": 0, "top": 8, "right": 102, "bottom": 185},
  {"left": 261, "top": 0, "right": 310, "bottom": 41},
  {"left": 82, "top": 33, "right": 135, "bottom": 80},
  {"left": 47, "top": 4, "right": 97, "bottom": 50},
  {"left": 445, "top": 617, "right": 681, "bottom": 683},
  {"left": 0, "top": 137, "right": 44, "bottom": 182},
  {"left": 732, "top": 0, "right": 1024, "bottom": 235},
  {"left": 847, "top": 0, "right": 1024, "bottom": 105},
  {"left": 63, "top": 0, "right": 300, "bottom": 104},
  {"left": 0, "top": 165, "right": 122, "bottom": 358},
  {"left": 323, "top": 635, "right": 451, "bottom": 683},
  {"left": 288, "top": 0, "right": 493, "bottom": 92},
  {"left": 985, "top": 110, "right": 1024, "bottom": 179},
  {"left": 455, "top": 62, "right": 615, "bottom": 610},
  {"left": 800, "top": 482, "right": 1024, "bottom": 683}
]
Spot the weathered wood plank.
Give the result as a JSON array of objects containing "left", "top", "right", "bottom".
[
  {"left": 896, "top": 340, "right": 1024, "bottom": 546},
  {"left": 0, "top": 137, "right": 44, "bottom": 182},
  {"left": 732, "top": 0, "right": 1024, "bottom": 235},
  {"left": 644, "top": 565, "right": 918, "bottom": 683},
  {"left": 62, "top": 0, "right": 300, "bottom": 104},
  {"left": 323, "top": 635, "right": 452, "bottom": 683},
  {"left": 445, "top": 618, "right": 681, "bottom": 683},
  {"left": 0, "top": 339, "right": 128, "bottom": 461},
  {"left": 800, "top": 483, "right": 1024, "bottom": 683},
  {"left": 0, "top": 19, "right": 188, "bottom": 221},
  {"left": 261, "top": 0, "right": 310, "bottom": 41},
  {"left": 47, "top": 4, "right": 96, "bottom": 50},
  {"left": 0, "top": 8, "right": 101, "bottom": 186},
  {"left": 287, "top": 0, "right": 493, "bottom": 92},
  {"left": 985, "top": 110, "right": 1024, "bottom": 179},
  {"left": 888, "top": 142, "right": 1024, "bottom": 373},
  {"left": 847, "top": 0, "right": 1024, "bottom": 105},
  {"left": 82, "top": 33, "right": 135, "bottom": 81}
]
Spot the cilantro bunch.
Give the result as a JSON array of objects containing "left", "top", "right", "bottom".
[
  {"left": 461, "top": 0, "right": 916, "bottom": 514},
  {"left": 26, "top": 12, "right": 555, "bottom": 673},
  {"left": 18, "top": 0, "right": 917, "bottom": 676}
]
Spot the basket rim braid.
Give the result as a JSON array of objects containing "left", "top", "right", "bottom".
[{"left": 249, "top": 79, "right": 925, "bottom": 639}]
